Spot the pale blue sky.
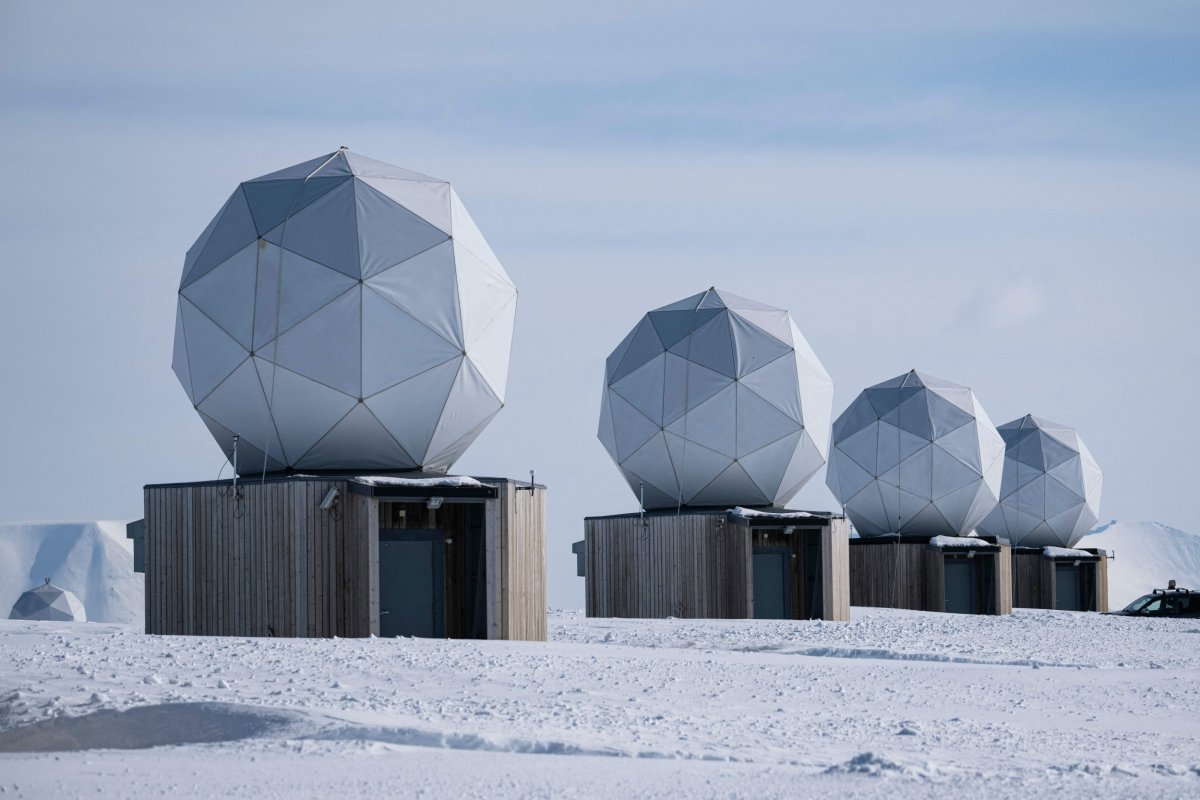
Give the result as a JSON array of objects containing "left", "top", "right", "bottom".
[{"left": 2, "top": 1, "right": 1198, "bottom": 607}]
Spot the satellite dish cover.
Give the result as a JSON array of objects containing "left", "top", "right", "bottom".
[
  {"left": 976, "top": 415, "right": 1102, "bottom": 548},
  {"left": 826, "top": 370, "right": 1005, "bottom": 537},
  {"left": 9, "top": 579, "right": 87, "bottom": 622},
  {"left": 172, "top": 150, "right": 517, "bottom": 474},
  {"left": 599, "top": 288, "right": 834, "bottom": 509}
]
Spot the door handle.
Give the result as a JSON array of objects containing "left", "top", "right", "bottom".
[{"left": 380, "top": 610, "right": 390, "bottom": 615}]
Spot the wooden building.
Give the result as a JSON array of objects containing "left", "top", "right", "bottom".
[
  {"left": 142, "top": 474, "right": 545, "bottom": 641},
  {"left": 849, "top": 535, "right": 1013, "bottom": 615},
  {"left": 1011, "top": 547, "right": 1109, "bottom": 612},
  {"left": 580, "top": 509, "right": 850, "bottom": 621}
]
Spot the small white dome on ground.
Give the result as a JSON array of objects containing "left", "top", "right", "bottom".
[
  {"left": 9, "top": 579, "right": 87, "bottom": 622},
  {"left": 826, "top": 370, "right": 1005, "bottom": 537},
  {"left": 598, "top": 288, "right": 834, "bottom": 509},
  {"left": 976, "top": 415, "right": 1103, "bottom": 548}
]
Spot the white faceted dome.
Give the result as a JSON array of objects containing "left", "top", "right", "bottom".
[
  {"left": 172, "top": 150, "right": 517, "bottom": 474},
  {"left": 826, "top": 370, "right": 1005, "bottom": 537},
  {"left": 976, "top": 415, "right": 1102, "bottom": 547},
  {"left": 598, "top": 288, "right": 834, "bottom": 509}
]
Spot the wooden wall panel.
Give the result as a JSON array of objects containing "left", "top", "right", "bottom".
[{"left": 996, "top": 544, "right": 1013, "bottom": 615}]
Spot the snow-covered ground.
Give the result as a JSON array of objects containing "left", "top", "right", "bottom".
[
  {"left": 0, "top": 522, "right": 142, "bottom": 623},
  {"left": 2, "top": 608, "right": 1199, "bottom": 799},
  {"left": 1079, "top": 520, "right": 1200, "bottom": 607}
]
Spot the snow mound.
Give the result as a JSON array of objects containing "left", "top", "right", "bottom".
[
  {"left": 0, "top": 521, "right": 142, "bottom": 624},
  {"left": 1078, "top": 520, "right": 1200, "bottom": 607}
]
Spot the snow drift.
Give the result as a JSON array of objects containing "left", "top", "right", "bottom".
[
  {"left": 0, "top": 521, "right": 142, "bottom": 624},
  {"left": 1078, "top": 520, "right": 1200, "bottom": 607}
]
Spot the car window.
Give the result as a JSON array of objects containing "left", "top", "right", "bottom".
[
  {"left": 1122, "top": 594, "right": 1155, "bottom": 612},
  {"left": 1141, "top": 598, "right": 1164, "bottom": 613},
  {"left": 1174, "top": 595, "right": 1199, "bottom": 617}
]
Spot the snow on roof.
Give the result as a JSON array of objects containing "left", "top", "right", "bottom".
[
  {"left": 351, "top": 476, "right": 485, "bottom": 488},
  {"left": 929, "top": 535, "right": 994, "bottom": 548},
  {"left": 728, "top": 507, "right": 820, "bottom": 520},
  {"left": 1042, "top": 546, "right": 1095, "bottom": 559}
]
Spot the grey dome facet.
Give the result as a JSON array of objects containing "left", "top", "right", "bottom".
[
  {"left": 172, "top": 150, "right": 517, "bottom": 475},
  {"left": 599, "top": 288, "right": 834, "bottom": 509},
  {"left": 826, "top": 370, "right": 1005, "bottom": 537},
  {"left": 9, "top": 580, "right": 87, "bottom": 622},
  {"left": 976, "top": 415, "right": 1102, "bottom": 548}
]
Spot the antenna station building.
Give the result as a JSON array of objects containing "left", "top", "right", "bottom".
[
  {"left": 142, "top": 150, "right": 545, "bottom": 640},
  {"left": 578, "top": 289, "right": 849, "bottom": 621}
]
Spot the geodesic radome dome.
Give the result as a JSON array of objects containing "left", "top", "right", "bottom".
[
  {"left": 976, "top": 415, "right": 1102, "bottom": 548},
  {"left": 172, "top": 149, "right": 517, "bottom": 474},
  {"left": 826, "top": 370, "right": 1005, "bottom": 537},
  {"left": 598, "top": 288, "right": 834, "bottom": 509},
  {"left": 9, "top": 579, "right": 86, "bottom": 622}
]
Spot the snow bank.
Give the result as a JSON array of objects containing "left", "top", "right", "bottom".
[
  {"left": 1078, "top": 520, "right": 1200, "bottom": 607},
  {"left": 0, "top": 521, "right": 142, "bottom": 624},
  {"left": 928, "top": 535, "right": 992, "bottom": 548},
  {"left": 728, "top": 507, "right": 819, "bottom": 519},
  {"left": 1042, "top": 546, "right": 1094, "bottom": 559},
  {"left": 352, "top": 476, "right": 484, "bottom": 488}
]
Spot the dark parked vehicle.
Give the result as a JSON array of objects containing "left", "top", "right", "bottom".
[{"left": 1106, "top": 582, "right": 1200, "bottom": 618}]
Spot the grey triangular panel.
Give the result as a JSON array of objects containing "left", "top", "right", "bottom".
[
  {"left": 691, "top": 461, "right": 766, "bottom": 507},
  {"left": 936, "top": 421, "right": 984, "bottom": 473},
  {"left": 648, "top": 309, "right": 695, "bottom": 349},
  {"left": 272, "top": 287, "right": 362, "bottom": 396},
  {"left": 876, "top": 421, "right": 902, "bottom": 474},
  {"left": 741, "top": 431, "right": 799, "bottom": 501},
  {"left": 612, "top": 317, "right": 664, "bottom": 382},
  {"left": 837, "top": 421, "right": 878, "bottom": 474},
  {"left": 254, "top": 358, "right": 357, "bottom": 464},
  {"left": 932, "top": 445, "right": 983, "bottom": 499},
  {"left": 618, "top": 465, "right": 678, "bottom": 510},
  {"left": 253, "top": 244, "right": 358, "bottom": 349},
  {"left": 454, "top": 239, "right": 517, "bottom": 348},
  {"left": 354, "top": 180, "right": 450, "bottom": 278},
  {"left": 361, "top": 287, "right": 463, "bottom": 396},
  {"left": 1044, "top": 471, "right": 1085, "bottom": 516},
  {"left": 343, "top": 151, "right": 441, "bottom": 182},
  {"left": 425, "top": 407, "right": 503, "bottom": 473},
  {"left": 897, "top": 390, "right": 934, "bottom": 440},
  {"left": 728, "top": 312, "right": 792, "bottom": 378},
  {"left": 833, "top": 394, "right": 879, "bottom": 441},
  {"left": 366, "top": 356, "right": 462, "bottom": 465},
  {"left": 181, "top": 240, "right": 258, "bottom": 349},
  {"left": 728, "top": 307, "right": 791, "bottom": 343},
  {"left": 927, "top": 392, "right": 974, "bottom": 438},
  {"left": 612, "top": 352, "right": 666, "bottom": 426},
  {"left": 897, "top": 444, "right": 934, "bottom": 499},
  {"left": 664, "top": 434, "right": 731, "bottom": 503},
  {"left": 735, "top": 383, "right": 802, "bottom": 457},
  {"left": 830, "top": 448, "right": 875, "bottom": 503},
  {"left": 696, "top": 290, "right": 726, "bottom": 311},
  {"left": 296, "top": 403, "right": 415, "bottom": 469},
  {"left": 360, "top": 176, "right": 452, "bottom": 235},
  {"left": 195, "top": 359, "right": 282, "bottom": 461},
  {"left": 610, "top": 390, "right": 660, "bottom": 462},
  {"left": 449, "top": 189, "right": 502, "bottom": 272},
  {"left": 676, "top": 383, "right": 737, "bottom": 458},
  {"left": 273, "top": 179, "right": 360, "bottom": 278},
  {"left": 686, "top": 312, "right": 736, "bottom": 378},
  {"left": 775, "top": 431, "right": 825, "bottom": 502},
  {"left": 180, "top": 298, "right": 249, "bottom": 403},
  {"left": 622, "top": 433, "right": 679, "bottom": 502},
  {"left": 184, "top": 189, "right": 258, "bottom": 288},
  {"left": 366, "top": 240, "right": 463, "bottom": 348},
  {"left": 241, "top": 177, "right": 346, "bottom": 236},
  {"left": 740, "top": 354, "right": 802, "bottom": 423},
  {"left": 426, "top": 359, "right": 502, "bottom": 466},
  {"left": 465, "top": 293, "right": 515, "bottom": 401},
  {"left": 598, "top": 390, "right": 618, "bottom": 457}
]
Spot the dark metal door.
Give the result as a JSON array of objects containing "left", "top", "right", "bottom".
[
  {"left": 753, "top": 548, "right": 790, "bottom": 619},
  {"left": 1055, "top": 564, "right": 1081, "bottom": 611},
  {"left": 379, "top": 529, "right": 445, "bottom": 638},
  {"left": 944, "top": 557, "right": 976, "bottom": 614}
]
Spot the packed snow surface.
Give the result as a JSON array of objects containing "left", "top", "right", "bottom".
[
  {"left": 2, "top": 609, "right": 1199, "bottom": 798},
  {"left": 0, "top": 521, "right": 141, "bottom": 624},
  {"left": 1079, "top": 520, "right": 1200, "bottom": 606}
]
